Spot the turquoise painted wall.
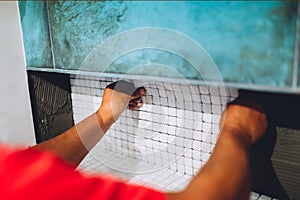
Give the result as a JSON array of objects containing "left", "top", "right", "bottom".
[{"left": 19, "top": 1, "right": 298, "bottom": 91}]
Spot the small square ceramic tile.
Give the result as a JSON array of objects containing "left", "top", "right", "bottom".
[
  {"left": 212, "top": 104, "right": 222, "bottom": 115},
  {"left": 202, "top": 103, "right": 212, "bottom": 113},
  {"left": 163, "top": 82, "right": 173, "bottom": 90},
  {"left": 220, "top": 96, "right": 228, "bottom": 105},
  {"left": 150, "top": 87, "right": 159, "bottom": 97},
  {"left": 202, "top": 122, "right": 211, "bottom": 133},
  {"left": 193, "top": 140, "right": 201, "bottom": 151},
  {"left": 180, "top": 85, "right": 190, "bottom": 94},
  {"left": 201, "top": 131, "right": 211, "bottom": 143},
  {"left": 176, "top": 100, "right": 185, "bottom": 110},
  {"left": 192, "top": 102, "right": 201, "bottom": 112},
  {"left": 168, "top": 97, "right": 176, "bottom": 107},
  {"left": 183, "top": 138, "right": 193, "bottom": 148},
  {"left": 183, "top": 119, "right": 194, "bottom": 129},
  {"left": 193, "top": 130, "right": 201, "bottom": 141},
  {"left": 151, "top": 105, "right": 162, "bottom": 114},
  {"left": 167, "top": 144, "right": 176, "bottom": 154},
  {"left": 203, "top": 113, "right": 212, "bottom": 123},
  {"left": 192, "top": 167, "right": 199, "bottom": 175},
  {"left": 153, "top": 95, "right": 161, "bottom": 104},
  {"left": 184, "top": 157, "right": 193, "bottom": 167},
  {"left": 211, "top": 133, "right": 219, "bottom": 144},
  {"left": 211, "top": 113, "right": 221, "bottom": 124},
  {"left": 189, "top": 85, "right": 199, "bottom": 94},
  {"left": 249, "top": 192, "right": 260, "bottom": 200},
  {"left": 184, "top": 129, "right": 194, "bottom": 139},
  {"left": 192, "top": 159, "right": 201, "bottom": 168},
  {"left": 70, "top": 78, "right": 76, "bottom": 85},
  {"left": 159, "top": 134, "right": 168, "bottom": 143},
  {"left": 71, "top": 85, "right": 78, "bottom": 93},
  {"left": 152, "top": 113, "right": 161, "bottom": 123},
  {"left": 184, "top": 100, "right": 193, "bottom": 111},
  {"left": 183, "top": 110, "right": 194, "bottom": 120},
  {"left": 193, "top": 111, "right": 202, "bottom": 122},
  {"left": 172, "top": 84, "right": 181, "bottom": 92},
  {"left": 192, "top": 149, "right": 201, "bottom": 160},
  {"left": 154, "top": 157, "right": 162, "bottom": 166},
  {"left": 175, "top": 137, "right": 185, "bottom": 147},
  {"left": 167, "top": 107, "right": 177, "bottom": 117},
  {"left": 211, "top": 95, "right": 221, "bottom": 105},
  {"left": 168, "top": 116, "right": 177, "bottom": 126},
  {"left": 144, "top": 95, "right": 154, "bottom": 104},
  {"left": 145, "top": 139, "right": 153, "bottom": 148},
  {"left": 193, "top": 121, "right": 202, "bottom": 131},
  {"left": 161, "top": 97, "right": 168, "bottom": 106},
  {"left": 211, "top": 124, "right": 219, "bottom": 134},
  {"left": 258, "top": 195, "right": 272, "bottom": 200},
  {"left": 100, "top": 81, "right": 107, "bottom": 89},
  {"left": 176, "top": 109, "right": 183, "bottom": 118},
  {"left": 177, "top": 163, "right": 185, "bottom": 174},
  {"left": 184, "top": 148, "right": 193, "bottom": 158},
  {"left": 166, "top": 89, "right": 175, "bottom": 98},
  {"left": 175, "top": 146, "right": 184, "bottom": 155},
  {"left": 228, "top": 88, "right": 239, "bottom": 98},
  {"left": 219, "top": 87, "right": 227, "bottom": 97},
  {"left": 200, "top": 94, "right": 211, "bottom": 104},
  {"left": 202, "top": 142, "right": 211, "bottom": 153},
  {"left": 209, "top": 86, "right": 220, "bottom": 96},
  {"left": 168, "top": 126, "right": 176, "bottom": 136},
  {"left": 192, "top": 94, "right": 201, "bottom": 102},
  {"left": 199, "top": 85, "right": 209, "bottom": 94},
  {"left": 158, "top": 88, "right": 167, "bottom": 97},
  {"left": 185, "top": 166, "right": 193, "bottom": 176}
]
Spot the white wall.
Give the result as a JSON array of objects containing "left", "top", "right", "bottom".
[{"left": 0, "top": 1, "right": 35, "bottom": 146}]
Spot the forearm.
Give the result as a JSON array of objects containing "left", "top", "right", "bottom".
[
  {"left": 166, "top": 98, "right": 267, "bottom": 200},
  {"left": 31, "top": 108, "right": 114, "bottom": 167},
  {"left": 167, "top": 128, "right": 252, "bottom": 200},
  {"left": 30, "top": 83, "right": 145, "bottom": 167}
]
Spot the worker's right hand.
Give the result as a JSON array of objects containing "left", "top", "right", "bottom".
[
  {"left": 219, "top": 96, "right": 268, "bottom": 145},
  {"left": 97, "top": 80, "right": 146, "bottom": 124}
]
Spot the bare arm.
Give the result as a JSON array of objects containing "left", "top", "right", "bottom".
[
  {"left": 167, "top": 97, "right": 268, "bottom": 200},
  {"left": 31, "top": 81, "right": 145, "bottom": 167}
]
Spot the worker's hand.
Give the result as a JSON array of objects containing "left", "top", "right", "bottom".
[
  {"left": 219, "top": 96, "right": 268, "bottom": 145},
  {"left": 97, "top": 80, "right": 146, "bottom": 123}
]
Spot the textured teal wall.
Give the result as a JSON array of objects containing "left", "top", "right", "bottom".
[
  {"left": 19, "top": 1, "right": 52, "bottom": 68},
  {"left": 19, "top": 1, "right": 298, "bottom": 90}
]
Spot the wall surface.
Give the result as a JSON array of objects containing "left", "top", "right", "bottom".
[
  {"left": 0, "top": 1, "right": 35, "bottom": 146},
  {"left": 19, "top": 1, "right": 299, "bottom": 93}
]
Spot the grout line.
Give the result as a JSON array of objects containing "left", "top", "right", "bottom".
[{"left": 45, "top": 1, "right": 56, "bottom": 69}]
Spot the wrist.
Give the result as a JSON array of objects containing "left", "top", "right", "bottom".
[
  {"left": 221, "top": 125, "right": 253, "bottom": 148},
  {"left": 96, "top": 107, "right": 116, "bottom": 130}
]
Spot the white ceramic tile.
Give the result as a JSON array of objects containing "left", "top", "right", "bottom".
[
  {"left": 200, "top": 94, "right": 211, "bottom": 104},
  {"left": 209, "top": 86, "right": 220, "bottom": 96},
  {"left": 199, "top": 86, "right": 209, "bottom": 94},
  {"left": 203, "top": 113, "right": 212, "bottom": 123},
  {"left": 258, "top": 195, "right": 272, "bottom": 200},
  {"left": 189, "top": 85, "right": 199, "bottom": 94}
]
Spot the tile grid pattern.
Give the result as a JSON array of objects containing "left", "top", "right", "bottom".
[{"left": 71, "top": 74, "right": 276, "bottom": 199}]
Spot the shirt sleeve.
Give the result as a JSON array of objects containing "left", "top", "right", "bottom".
[{"left": 0, "top": 146, "right": 168, "bottom": 200}]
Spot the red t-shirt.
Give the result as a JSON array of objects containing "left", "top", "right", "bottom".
[{"left": 0, "top": 145, "right": 168, "bottom": 200}]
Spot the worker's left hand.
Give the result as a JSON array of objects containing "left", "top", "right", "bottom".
[
  {"left": 219, "top": 96, "right": 268, "bottom": 145},
  {"left": 98, "top": 80, "right": 146, "bottom": 123}
]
